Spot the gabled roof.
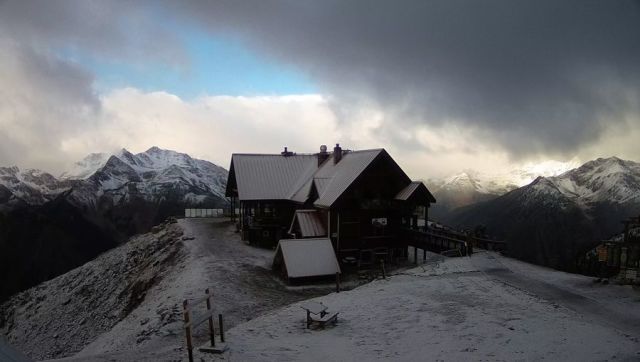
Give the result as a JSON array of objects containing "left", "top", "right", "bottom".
[
  {"left": 226, "top": 147, "right": 434, "bottom": 208},
  {"left": 312, "top": 149, "right": 383, "bottom": 208},
  {"left": 395, "top": 181, "right": 436, "bottom": 205},
  {"left": 273, "top": 238, "right": 341, "bottom": 279},
  {"left": 289, "top": 209, "right": 327, "bottom": 238},
  {"left": 290, "top": 178, "right": 314, "bottom": 203},
  {"left": 228, "top": 154, "right": 317, "bottom": 201}
]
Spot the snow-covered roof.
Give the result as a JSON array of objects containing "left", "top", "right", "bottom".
[
  {"left": 289, "top": 210, "right": 327, "bottom": 238},
  {"left": 311, "top": 149, "right": 384, "bottom": 208},
  {"left": 227, "top": 147, "right": 437, "bottom": 208},
  {"left": 395, "top": 181, "right": 437, "bottom": 204},
  {"left": 274, "top": 238, "right": 340, "bottom": 279},
  {"left": 227, "top": 154, "right": 318, "bottom": 201}
]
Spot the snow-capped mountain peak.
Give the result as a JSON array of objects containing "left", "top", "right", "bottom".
[
  {"left": 551, "top": 156, "right": 640, "bottom": 204},
  {"left": 0, "top": 166, "right": 70, "bottom": 206},
  {"left": 60, "top": 152, "right": 111, "bottom": 180},
  {"left": 2, "top": 147, "right": 229, "bottom": 209},
  {"left": 436, "top": 170, "right": 518, "bottom": 196},
  {"left": 65, "top": 147, "right": 228, "bottom": 205}
]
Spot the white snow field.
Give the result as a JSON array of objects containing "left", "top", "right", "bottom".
[
  {"left": 215, "top": 253, "right": 640, "bottom": 362},
  {"left": 3, "top": 218, "right": 638, "bottom": 361}
]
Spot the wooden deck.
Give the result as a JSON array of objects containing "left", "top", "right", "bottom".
[{"left": 401, "top": 227, "right": 506, "bottom": 258}]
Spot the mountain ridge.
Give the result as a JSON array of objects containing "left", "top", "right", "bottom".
[
  {"left": 0, "top": 147, "right": 228, "bottom": 210},
  {"left": 444, "top": 156, "right": 640, "bottom": 269},
  {"left": 0, "top": 147, "right": 229, "bottom": 302}
]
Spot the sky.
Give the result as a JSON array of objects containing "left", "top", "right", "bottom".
[{"left": 0, "top": 0, "right": 639, "bottom": 181}]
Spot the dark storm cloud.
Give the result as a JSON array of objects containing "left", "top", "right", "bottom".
[{"left": 175, "top": 0, "right": 640, "bottom": 158}]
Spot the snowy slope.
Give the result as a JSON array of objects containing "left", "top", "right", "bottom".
[
  {"left": 446, "top": 157, "right": 640, "bottom": 268},
  {"left": 0, "top": 147, "right": 228, "bottom": 209},
  {"left": 60, "top": 153, "right": 112, "bottom": 180},
  {"left": 508, "top": 157, "right": 640, "bottom": 210},
  {"left": 216, "top": 253, "right": 639, "bottom": 361},
  {"left": 1, "top": 218, "right": 324, "bottom": 362},
  {"left": 0, "top": 166, "right": 71, "bottom": 206},
  {"left": 551, "top": 157, "right": 640, "bottom": 205},
  {"left": 65, "top": 147, "right": 228, "bottom": 207},
  {"left": 0, "top": 219, "right": 188, "bottom": 361},
  {"left": 430, "top": 159, "right": 580, "bottom": 216},
  {"left": 3, "top": 219, "right": 639, "bottom": 361}
]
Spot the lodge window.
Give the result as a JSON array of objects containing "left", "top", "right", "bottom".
[
  {"left": 262, "top": 203, "right": 275, "bottom": 217},
  {"left": 370, "top": 217, "right": 387, "bottom": 236}
]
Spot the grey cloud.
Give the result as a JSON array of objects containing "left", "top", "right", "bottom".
[
  {"left": 0, "top": 0, "right": 188, "bottom": 171},
  {"left": 175, "top": 0, "right": 640, "bottom": 159},
  {"left": 0, "top": 40, "right": 100, "bottom": 171},
  {"left": 0, "top": 1, "right": 187, "bottom": 67}
]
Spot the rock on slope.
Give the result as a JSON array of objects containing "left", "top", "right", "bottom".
[{"left": 446, "top": 157, "right": 640, "bottom": 269}]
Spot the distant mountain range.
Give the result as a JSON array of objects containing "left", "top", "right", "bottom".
[
  {"left": 429, "top": 160, "right": 579, "bottom": 219},
  {"left": 1, "top": 147, "right": 228, "bottom": 211},
  {"left": 0, "top": 147, "right": 228, "bottom": 302},
  {"left": 443, "top": 157, "right": 640, "bottom": 270}
]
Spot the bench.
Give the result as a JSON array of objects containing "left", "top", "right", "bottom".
[{"left": 301, "top": 302, "right": 339, "bottom": 329}]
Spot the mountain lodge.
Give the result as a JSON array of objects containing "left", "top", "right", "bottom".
[{"left": 225, "top": 144, "right": 436, "bottom": 280}]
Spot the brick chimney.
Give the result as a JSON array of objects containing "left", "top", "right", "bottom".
[
  {"left": 333, "top": 143, "right": 342, "bottom": 164},
  {"left": 317, "top": 144, "right": 329, "bottom": 166}
]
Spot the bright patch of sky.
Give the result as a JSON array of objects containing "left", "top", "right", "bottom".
[{"left": 58, "top": 23, "right": 317, "bottom": 99}]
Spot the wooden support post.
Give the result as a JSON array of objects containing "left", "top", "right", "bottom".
[
  {"left": 380, "top": 259, "right": 386, "bottom": 279},
  {"left": 218, "top": 314, "right": 225, "bottom": 343},
  {"left": 335, "top": 272, "right": 341, "bottom": 293},
  {"left": 183, "top": 300, "right": 194, "bottom": 362},
  {"left": 205, "top": 289, "right": 215, "bottom": 347}
]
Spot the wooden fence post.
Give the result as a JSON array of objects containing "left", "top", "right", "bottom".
[
  {"left": 218, "top": 314, "right": 225, "bottom": 343},
  {"left": 183, "top": 300, "right": 193, "bottom": 362},
  {"left": 335, "top": 272, "right": 341, "bottom": 293},
  {"left": 205, "top": 288, "right": 216, "bottom": 347},
  {"left": 380, "top": 259, "right": 386, "bottom": 279}
]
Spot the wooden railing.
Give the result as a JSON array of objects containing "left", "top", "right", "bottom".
[
  {"left": 182, "top": 289, "right": 225, "bottom": 362},
  {"left": 401, "top": 226, "right": 506, "bottom": 259}
]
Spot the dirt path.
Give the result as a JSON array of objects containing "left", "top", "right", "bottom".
[
  {"left": 469, "top": 252, "right": 640, "bottom": 337},
  {"left": 178, "top": 218, "right": 327, "bottom": 332}
]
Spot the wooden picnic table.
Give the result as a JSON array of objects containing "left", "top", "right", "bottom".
[{"left": 300, "top": 302, "right": 338, "bottom": 329}]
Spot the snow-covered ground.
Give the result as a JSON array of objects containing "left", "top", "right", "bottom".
[
  {"left": 211, "top": 253, "right": 640, "bottom": 362},
  {"left": 24, "top": 218, "right": 324, "bottom": 362},
  {"left": 3, "top": 218, "right": 639, "bottom": 361}
]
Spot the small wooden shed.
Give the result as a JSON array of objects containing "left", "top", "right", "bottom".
[{"left": 272, "top": 238, "right": 341, "bottom": 283}]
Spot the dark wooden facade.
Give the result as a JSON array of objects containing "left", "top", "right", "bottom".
[{"left": 225, "top": 146, "right": 436, "bottom": 257}]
